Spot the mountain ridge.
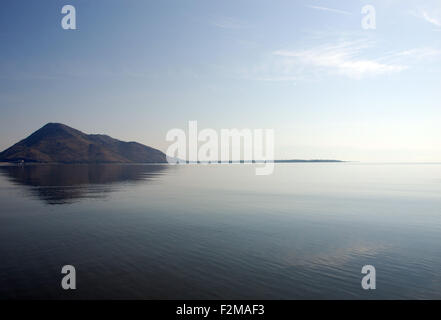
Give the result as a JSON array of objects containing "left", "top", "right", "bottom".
[{"left": 0, "top": 123, "right": 167, "bottom": 164}]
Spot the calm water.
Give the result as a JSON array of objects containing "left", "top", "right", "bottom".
[{"left": 0, "top": 163, "right": 441, "bottom": 299}]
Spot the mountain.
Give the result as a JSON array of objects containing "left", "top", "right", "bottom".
[{"left": 0, "top": 123, "right": 167, "bottom": 163}]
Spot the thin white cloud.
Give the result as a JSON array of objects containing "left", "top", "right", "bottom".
[
  {"left": 234, "top": 35, "right": 441, "bottom": 82},
  {"left": 394, "top": 47, "right": 441, "bottom": 60},
  {"left": 212, "top": 17, "right": 250, "bottom": 29},
  {"left": 306, "top": 5, "right": 352, "bottom": 16},
  {"left": 272, "top": 41, "right": 406, "bottom": 79},
  {"left": 411, "top": 9, "right": 441, "bottom": 29},
  {"left": 421, "top": 10, "right": 441, "bottom": 27}
]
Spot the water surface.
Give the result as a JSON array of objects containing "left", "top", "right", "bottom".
[{"left": 0, "top": 163, "right": 440, "bottom": 299}]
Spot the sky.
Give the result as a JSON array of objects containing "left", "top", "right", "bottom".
[{"left": 0, "top": 0, "right": 440, "bottom": 161}]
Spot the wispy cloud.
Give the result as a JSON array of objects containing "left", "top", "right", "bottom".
[
  {"left": 306, "top": 5, "right": 352, "bottom": 16},
  {"left": 243, "top": 40, "right": 441, "bottom": 82},
  {"left": 393, "top": 47, "right": 441, "bottom": 60},
  {"left": 272, "top": 41, "right": 406, "bottom": 79},
  {"left": 211, "top": 17, "right": 250, "bottom": 29},
  {"left": 421, "top": 10, "right": 441, "bottom": 27},
  {"left": 412, "top": 9, "right": 441, "bottom": 28},
  {"left": 228, "top": 27, "right": 441, "bottom": 83}
]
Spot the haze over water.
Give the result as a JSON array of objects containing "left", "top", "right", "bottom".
[{"left": 0, "top": 163, "right": 440, "bottom": 299}]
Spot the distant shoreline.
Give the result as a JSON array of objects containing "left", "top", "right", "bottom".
[{"left": 184, "top": 160, "right": 344, "bottom": 164}]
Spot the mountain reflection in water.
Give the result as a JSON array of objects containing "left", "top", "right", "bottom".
[{"left": 0, "top": 164, "right": 168, "bottom": 205}]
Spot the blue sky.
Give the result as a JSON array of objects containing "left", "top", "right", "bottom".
[{"left": 1, "top": 0, "right": 440, "bottom": 161}]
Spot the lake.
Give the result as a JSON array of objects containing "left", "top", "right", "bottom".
[{"left": 0, "top": 163, "right": 440, "bottom": 299}]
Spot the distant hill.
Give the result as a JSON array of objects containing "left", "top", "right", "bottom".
[{"left": 0, "top": 123, "right": 167, "bottom": 163}]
